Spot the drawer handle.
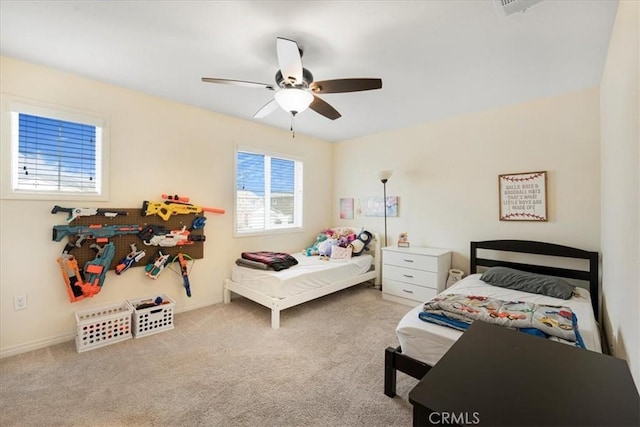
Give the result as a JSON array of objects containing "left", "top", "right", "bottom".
[
  {"left": 402, "top": 289, "right": 414, "bottom": 294},
  {"left": 403, "top": 259, "right": 414, "bottom": 263},
  {"left": 403, "top": 274, "right": 414, "bottom": 278}
]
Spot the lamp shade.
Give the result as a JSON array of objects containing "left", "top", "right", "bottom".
[
  {"left": 274, "top": 88, "right": 314, "bottom": 114},
  {"left": 377, "top": 170, "right": 393, "bottom": 182}
]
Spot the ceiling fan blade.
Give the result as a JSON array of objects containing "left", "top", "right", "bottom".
[
  {"left": 253, "top": 98, "right": 280, "bottom": 119},
  {"left": 276, "top": 37, "right": 303, "bottom": 85},
  {"left": 309, "top": 95, "right": 341, "bottom": 120},
  {"left": 202, "top": 77, "right": 274, "bottom": 90},
  {"left": 310, "top": 78, "right": 382, "bottom": 94}
]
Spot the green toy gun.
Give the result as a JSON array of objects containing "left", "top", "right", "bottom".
[{"left": 53, "top": 224, "right": 142, "bottom": 247}]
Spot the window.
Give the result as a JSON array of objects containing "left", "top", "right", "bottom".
[
  {"left": 1, "top": 96, "right": 109, "bottom": 200},
  {"left": 235, "top": 146, "right": 303, "bottom": 235}
]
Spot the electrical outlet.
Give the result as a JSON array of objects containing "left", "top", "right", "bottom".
[{"left": 14, "top": 295, "right": 27, "bottom": 310}]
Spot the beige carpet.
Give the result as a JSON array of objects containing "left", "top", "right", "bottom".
[{"left": 0, "top": 283, "right": 419, "bottom": 426}]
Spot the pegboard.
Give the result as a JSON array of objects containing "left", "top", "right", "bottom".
[{"left": 51, "top": 205, "right": 207, "bottom": 274}]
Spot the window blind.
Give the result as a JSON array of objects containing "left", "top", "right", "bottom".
[
  {"left": 236, "top": 149, "right": 303, "bottom": 234},
  {"left": 17, "top": 113, "right": 99, "bottom": 193}
]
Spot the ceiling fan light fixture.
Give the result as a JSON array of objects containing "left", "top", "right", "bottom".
[{"left": 275, "top": 88, "right": 313, "bottom": 114}]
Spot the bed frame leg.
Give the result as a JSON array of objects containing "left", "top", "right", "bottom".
[
  {"left": 384, "top": 346, "right": 397, "bottom": 397},
  {"left": 223, "top": 279, "right": 231, "bottom": 304},
  {"left": 271, "top": 309, "right": 280, "bottom": 329}
]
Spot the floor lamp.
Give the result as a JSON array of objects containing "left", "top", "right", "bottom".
[{"left": 377, "top": 170, "right": 393, "bottom": 247}]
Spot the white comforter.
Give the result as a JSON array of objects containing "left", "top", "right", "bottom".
[{"left": 231, "top": 252, "right": 373, "bottom": 299}]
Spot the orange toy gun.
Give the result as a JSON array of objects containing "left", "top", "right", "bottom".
[
  {"left": 141, "top": 195, "right": 224, "bottom": 221},
  {"left": 57, "top": 244, "right": 86, "bottom": 303},
  {"left": 56, "top": 242, "right": 116, "bottom": 302}
]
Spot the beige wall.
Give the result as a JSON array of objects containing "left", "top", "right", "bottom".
[
  {"left": 600, "top": 0, "right": 639, "bottom": 387},
  {"left": 333, "top": 88, "right": 601, "bottom": 271},
  {"left": 0, "top": 56, "right": 333, "bottom": 356}
]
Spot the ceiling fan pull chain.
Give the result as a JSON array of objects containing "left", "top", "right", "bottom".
[{"left": 290, "top": 112, "right": 296, "bottom": 138}]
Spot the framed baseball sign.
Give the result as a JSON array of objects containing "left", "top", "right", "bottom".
[{"left": 498, "top": 171, "right": 548, "bottom": 221}]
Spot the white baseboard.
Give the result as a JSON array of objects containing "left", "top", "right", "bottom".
[
  {"left": 173, "top": 298, "right": 220, "bottom": 314},
  {"left": 1, "top": 333, "right": 75, "bottom": 359},
  {"left": 1, "top": 299, "right": 221, "bottom": 359}
]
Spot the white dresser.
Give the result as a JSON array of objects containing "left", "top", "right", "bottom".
[{"left": 381, "top": 246, "right": 452, "bottom": 306}]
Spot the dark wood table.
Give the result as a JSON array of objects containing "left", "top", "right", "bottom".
[{"left": 409, "top": 320, "right": 640, "bottom": 426}]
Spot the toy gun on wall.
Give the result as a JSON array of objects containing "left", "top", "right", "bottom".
[
  {"left": 138, "top": 225, "right": 206, "bottom": 247},
  {"left": 145, "top": 251, "right": 171, "bottom": 279},
  {"left": 142, "top": 195, "right": 225, "bottom": 221},
  {"left": 115, "top": 243, "right": 146, "bottom": 275},
  {"left": 56, "top": 242, "right": 116, "bottom": 302},
  {"left": 171, "top": 253, "right": 193, "bottom": 297},
  {"left": 81, "top": 242, "right": 116, "bottom": 297},
  {"left": 57, "top": 244, "right": 87, "bottom": 303},
  {"left": 51, "top": 205, "right": 128, "bottom": 223},
  {"left": 53, "top": 224, "right": 142, "bottom": 247}
]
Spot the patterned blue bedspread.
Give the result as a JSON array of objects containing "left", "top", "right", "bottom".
[{"left": 419, "top": 294, "right": 585, "bottom": 348}]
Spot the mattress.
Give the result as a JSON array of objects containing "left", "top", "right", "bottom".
[
  {"left": 231, "top": 252, "right": 374, "bottom": 299},
  {"left": 396, "top": 273, "right": 602, "bottom": 366}
]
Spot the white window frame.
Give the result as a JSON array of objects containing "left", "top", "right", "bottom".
[
  {"left": 1, "top": 94, "right": 110, "bottom": 201},
  {"left": 234, "top": 145, "right": 304, "bottom": 237}
]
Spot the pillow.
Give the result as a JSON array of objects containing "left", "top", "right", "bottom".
[
  {"left": 479, "top": 266, "right": 575, "bottom": 300},
  {"left": 330, "top": 245, "right": 353, "bottom": 260}
]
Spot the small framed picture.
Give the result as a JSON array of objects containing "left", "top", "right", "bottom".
[
  {"left": 499, "top": 171, "right": 547, "bottom": 221},
  {"left": 339, "top": 198, "right": 354, "bottom": 220}
]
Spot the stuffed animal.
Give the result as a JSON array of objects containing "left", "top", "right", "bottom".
[
  {"left": 303, "top": 233, "right": 328, "bottom": 256},
  {"left": 318, "top": 238, "right": 339, "bottom": 257},
  {"left": 349, "top": 230, "right": 374, "bottom": 256},
  {"left": 338, "top": 234, "right": 353, "bottom": 248}
]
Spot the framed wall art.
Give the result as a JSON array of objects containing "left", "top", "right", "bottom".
[
  {"left": 339, "top": 198, "right": 354, "bottom": 220},
  {"left": 498, "top": 171, "right": 547, "bottom": 221},
  {"left": 361, "top": 196, "right": 398, "bottom": 217}
]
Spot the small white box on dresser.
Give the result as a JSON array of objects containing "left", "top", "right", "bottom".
[{"left": 381, "top": 246, "right": 451, "bottom": 306}]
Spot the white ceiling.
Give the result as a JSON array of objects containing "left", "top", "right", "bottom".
[{"left": 0, "top": 1, "right": 618, "bottom": 142}]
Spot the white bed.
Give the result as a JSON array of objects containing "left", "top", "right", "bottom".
[
  {"left": 396, "top": 273, "right": 602, "bottom": 367},
  {"left": 224, "top": 230, "right": 380, "bottom": 329}
]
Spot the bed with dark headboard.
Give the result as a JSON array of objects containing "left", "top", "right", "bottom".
[{"left": 384, "top": 239, "right": 600, "bottom": 398}]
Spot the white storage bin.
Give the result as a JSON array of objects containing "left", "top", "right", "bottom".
[
  {"left": 75, "top": 302, "right": 133, "bottom": 353},
  {"left": 128, "top": 294, "right": 175, "bottom": 338}
]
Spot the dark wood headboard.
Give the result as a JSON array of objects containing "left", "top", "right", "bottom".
[{"left": 470, "top": 240, "right": 600, "bottom": 318}]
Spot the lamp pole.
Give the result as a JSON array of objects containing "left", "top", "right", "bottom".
[
  {"left": 377, "top": 170, "right": 392, "bottom": 248},
  {"left": 382, "top": 177, "right": 388, "bottom": 247}
]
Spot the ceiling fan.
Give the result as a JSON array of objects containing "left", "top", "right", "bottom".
[{"left": 201, "top": 37, "right": 382, "bottom": 123}]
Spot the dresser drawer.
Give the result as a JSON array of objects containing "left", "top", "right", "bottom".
[
  {"left": 383, "top": 264, "right": 438, "bottom": 289},
  {"left": 383, "top": 250, "right": 438, "bottom": 272},
  {"left": 383, "top": 279, "right": 438, "bottom": 303}
]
